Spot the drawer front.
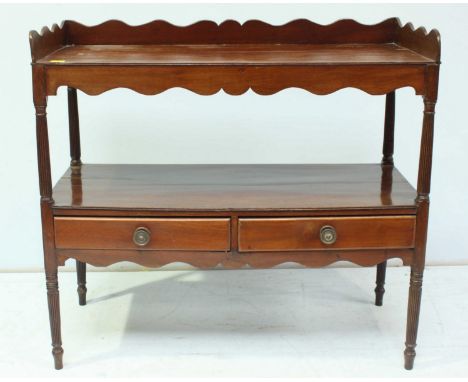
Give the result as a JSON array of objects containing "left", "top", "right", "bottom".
[
  {"left": 238, "top": 216, "right": 415, "bottom": 252},
  {"left": 55, "top": 217, "right": 230, "bottom": 251}
]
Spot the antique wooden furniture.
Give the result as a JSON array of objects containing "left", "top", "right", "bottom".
[{"left": 29, "top": 18, "right": 440, "bottom": 370}]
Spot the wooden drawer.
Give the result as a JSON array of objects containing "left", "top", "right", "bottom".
[
  {"left": 54, "top": 217, "right": 230, "bottom": 251},
  {"left": 238, "top": 216, "right": 415, "bottom": 252}
]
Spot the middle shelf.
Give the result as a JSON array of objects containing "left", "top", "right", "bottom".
[{"left": 52, "top": 163, "right": 416, "bottom": 214}]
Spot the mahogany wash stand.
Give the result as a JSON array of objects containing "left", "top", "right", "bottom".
[{"left": 29, "top": 19, "right": 440, "bottom": 370}]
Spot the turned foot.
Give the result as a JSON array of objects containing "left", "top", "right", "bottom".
[
  {"left": 52, "top": 346, "right": 64, "bottom": 370},
  {"left": 374, "top": 261, "right": 387, "bottom": 306},
  {"left": 78, "top": 285, "right": 87, "bottom": 306},
  {"left": 404, "top": 345, "right": 416, "bottom": 370}
]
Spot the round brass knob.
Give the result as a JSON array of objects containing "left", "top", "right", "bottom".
[
  {"left": 133, "top": 227, "right": 151, "bottom": 247},
  {"left": 320, "top": 225, "right": 337, "bottom": 245}
]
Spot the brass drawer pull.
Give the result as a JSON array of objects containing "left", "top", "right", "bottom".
[
  {"left": 133, "top": 227, "right": 151, "bottom": 247},
  {"left": 320, "top": 225, "right": 337, "bottom": 245}
]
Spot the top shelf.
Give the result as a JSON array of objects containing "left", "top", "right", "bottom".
[
  {"left": 29, "top": 18, "right": 440, "bottom": 97},
  {"left": 37, "top": 43, "right": 433, "bottom": 66}
]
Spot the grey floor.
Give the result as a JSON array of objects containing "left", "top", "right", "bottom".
[{"left": 1, "top": 265, "right": 467, "bottom": 377}]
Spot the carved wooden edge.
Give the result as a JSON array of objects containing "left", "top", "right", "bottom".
[
  {"left": 29, "top": 18, "right": 396, "bottom": 56},
  {"left": 29, "top": 18, "right": 440, "bottom": 61},
  {"left": 395, "top": 19, "right": 441, "bottom": 62},
  {"left": 64, "top": 18, "right": 399, "bottom": 45},
  {"left": 56, "top": 249, "right": 413, "bottom": 269},
  {"left": 29, "top": 22, "right": 66, "bottom": 63},
  {"left": 44, "top": 65, "right": 427, "bottom": 97}
]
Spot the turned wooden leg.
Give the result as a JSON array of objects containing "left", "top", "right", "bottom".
[
  {"left": 374, "top": 260, "right": 387, "bottom": 306},
  {"left": 404, "top": 269, "right": 423, "bottom": 370},
  {"left": 34, "top": 79, "right": 64, "bottom": 370},
  {"left": 404, "top": 89, "right": 438, "bottom": 370},
  {"left": 46, "top": 270, "right": 64, "bottom": 370},
  {"left": 76, "top": 260, "right": 87, "bottom": 306}
]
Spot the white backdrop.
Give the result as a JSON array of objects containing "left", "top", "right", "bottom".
[{"left": 0, "top": 3, "right": 467, "bottom": 270}]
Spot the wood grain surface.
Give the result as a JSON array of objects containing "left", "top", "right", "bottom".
[
  {"left": 52, "top": 164, "right": 417, "bottom": 212},
  {"left": 55, "top": 217, "right": 230, "bottom": 251},
  {"left": 238, "top": 216, "right": 416, "bottom": 251},
  {"left": 38, "top": 43, "right": 433, "bottom": 65}
]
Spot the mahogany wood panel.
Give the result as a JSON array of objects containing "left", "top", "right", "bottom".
[
  {"left": 44, "top": 64, "right": 427, "bottom": 96},
  {"left": 55, "top": 248, "right": 413, "bottom": 268},
  {"left": 38, "top": 43, "right": 433, "bottom": 65},
  {"left": 238, "top": 216, "right": 415, "bottom": 251},
  {"left": 64, "top": 19, "right": 399, "bottom": 45},
  {"left": 52, "top": 164, "right": 417, "bottom": 212},
  {"left": 54, "top": 217, "right": 230, "bottom": 251}
]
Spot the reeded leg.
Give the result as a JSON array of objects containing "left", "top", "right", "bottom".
[
  {"left": 404, "top": 87, "right": 438, "bottom": 369},
  {"left": 374, "top": 260, "right": 387, "bottom": 306},
  {"left": 404, "top": 269, "right": 423, "bottom": 370},
  {"left": 76, "top": 260, "right": 87, "bottom": 306},
  {"left": 46, "top": 270, "right": 64, "bottom": 370},
  {"left": 34, "top": 76, "right": 64, "bottom": 369}
]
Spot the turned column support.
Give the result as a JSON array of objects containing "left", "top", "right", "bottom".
[
  {"left": 382, "top": 91, "right": 395, "bottom": 166},
  {"left": 374, "top": 91, "right": 395, "bottom": 306},
  {"left": 67, "top": 87, "right": 87, "bottom": 305},
  {"left": 67, "top": 87, "right": 82, "bottom": 170}
]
